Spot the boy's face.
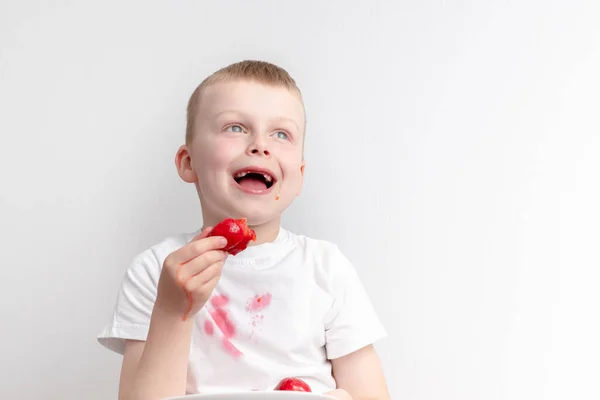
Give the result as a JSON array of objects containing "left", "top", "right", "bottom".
[{"left": 177, "top": 80, "right": 306, "bottom": 227}]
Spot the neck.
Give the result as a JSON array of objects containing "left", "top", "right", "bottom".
[{"left": 248, "top": 218, "right": 281, "bottom": 245}]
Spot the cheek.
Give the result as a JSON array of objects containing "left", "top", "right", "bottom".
[
  {"left": 192, "top": 139, "right": 236, "bottom": 174},
  {"left": 282, "top": 163, "right": 304, "bottom": 190}
]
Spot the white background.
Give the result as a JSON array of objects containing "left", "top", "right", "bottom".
[{"left": 1, "top": 1, "right": 599, "bottom": 399}]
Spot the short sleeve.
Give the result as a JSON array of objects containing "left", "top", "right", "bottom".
[
  {"left": 324, "top": 247, "right": 388, "bottom": 359},
  {"left": 97, "top": 249, "right": 161, "bottom": 354}
]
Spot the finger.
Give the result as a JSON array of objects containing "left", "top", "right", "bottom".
[
  {"left": 183, "top": 261, "right": 224, "bottom": 291},
  {"left": 183, "top": 272, "right": 222, "bottom": 314},
  {"left": 197, "top": 269, "right": 222, "bottom": 294},
  {"left": 177, "top": 250, "right": 225, "bottom": 284},
  {"left": 168, "top": 235, "right": 228, "bottom": 266},
  {"left": 191, "top": 226, "right": 213, "bottom": 241},
  {"left": 183, "top": 259, "right": 224, "bottom": 289},
  {"left": 201, "top": 272, "right": 222, "bottom": 292}
]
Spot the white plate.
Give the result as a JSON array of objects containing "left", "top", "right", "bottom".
[{"left": 166, "top": 392, "right": 334, "bottom": 400}]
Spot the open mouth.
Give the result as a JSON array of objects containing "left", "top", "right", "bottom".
[{"left": 233, "top": 169, "right": 276, "bottom": 191}]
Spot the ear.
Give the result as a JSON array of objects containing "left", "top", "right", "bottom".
[
  {"left": 175, "top": 145, "right": 197, "bottom": 183},
  {"left": 297, "top": 162, "right": 306, "bottom": 195}
]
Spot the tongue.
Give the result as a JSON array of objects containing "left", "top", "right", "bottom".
[{"left": 237, "top": 177, "right": 268, "bottom": 191}]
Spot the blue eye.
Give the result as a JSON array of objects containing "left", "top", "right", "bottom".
[
  {"left": 227, "top": 125, "right": 244, "bottom": 133},
  {"left": 274, "top": 131, "right": 289, "bottom": 140}
]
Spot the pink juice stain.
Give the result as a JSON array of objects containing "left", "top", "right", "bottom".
[
  {"left": 211, "top": 294, "right": 229, "bottom": 308},
  {"left": 210, "top": 307, "right": 236, "bottom": 338},
  {"left": 206, "top": 295, "right": 243, "bottom": 357},
  {"left": 222, "top": 337, "right": 243, "bottom": 358},
  {"left": 246, "top": 293, "right": 272, "bottom": 312},
  {"left": 246, "top": 293, "right": 272, "bottom": 337},
  {"left": 203, "top": 320, "right": 214, "bottom": 336}
]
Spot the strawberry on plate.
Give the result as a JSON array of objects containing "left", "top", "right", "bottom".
[{"left": 274, "top": 377, "right": 312, "bottom": 392}]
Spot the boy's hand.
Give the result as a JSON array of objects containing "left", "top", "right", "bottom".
[{"left": 155, "top": 227, "right": 228, "bottom": 319}]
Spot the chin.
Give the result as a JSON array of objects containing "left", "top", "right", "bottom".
[{"left": 236, "top": 211, "right": 278, "bottom": 227}]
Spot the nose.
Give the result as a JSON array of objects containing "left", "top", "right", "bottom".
[{"left": 247, "top": 136, "right": 270, "bottom": 157}]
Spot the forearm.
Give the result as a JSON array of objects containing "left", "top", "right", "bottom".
[{"left": 126, "top": 306, "right": 194, "bottom": 400}]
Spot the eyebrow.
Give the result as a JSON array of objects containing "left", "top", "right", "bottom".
[{"left": 214, "top": 110, "right": 302, "bottom": 133}]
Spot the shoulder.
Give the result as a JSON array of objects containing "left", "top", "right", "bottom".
[
  {"left": 283, "top": 229, "right": 355, "bottom": 280},
  {"left": 286, "top": 229, "right": 346, "bottom": 259}
]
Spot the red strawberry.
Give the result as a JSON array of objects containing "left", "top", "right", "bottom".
[
  {"left": 209, "top": 218, "right": 256, "bottom": 255},
  {"left": 274, "top": 377, "right": 312, "bottom": 392}
]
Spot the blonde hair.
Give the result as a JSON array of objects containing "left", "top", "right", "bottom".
[{"left": 185, "top": 60, "right": 303, "bottom": 144}]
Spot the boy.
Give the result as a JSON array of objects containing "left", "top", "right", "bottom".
[{"left": 98, "top": 60, "right": 390, "bottom": 400}]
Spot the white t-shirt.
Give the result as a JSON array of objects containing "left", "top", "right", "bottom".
[{"left": 97, "top": 227, "right": 387, "bottom": 394}]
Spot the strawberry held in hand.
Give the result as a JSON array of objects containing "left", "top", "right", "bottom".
[
  {"left": 209, "top": 218, "right": 256, "bottom": 255},
  {"left": 274, "top": 377, "right": 312, "bottom": 392}
]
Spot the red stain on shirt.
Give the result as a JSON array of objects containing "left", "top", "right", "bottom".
[
  {"left": 222, "top": 337, "right": 243, "bottom": 358},
  {"left": 205, "top": 292, "right": 243, "bottom": 358},
  {"left": 210, "top": 307, "right": 236, "bottom": 338},
  {"left": 246, "top": 293, "right": 272, "bottom": 312},
  {"left": 211, "top": 294, "right": 229, "bottom": 308},
  {"left": 203, "top": 320, "right": 214, "bottom": 336}
]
